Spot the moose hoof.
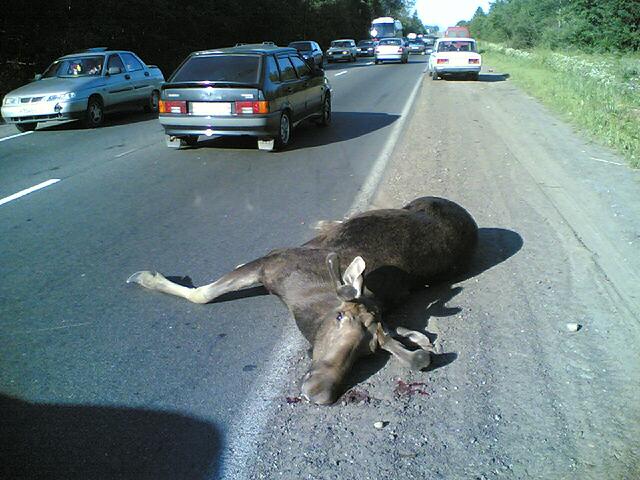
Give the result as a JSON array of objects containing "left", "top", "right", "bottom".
[{"left": 126, "top": 270, "right": 160, "bottom": 288}]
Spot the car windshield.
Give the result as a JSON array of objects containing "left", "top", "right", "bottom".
[
  {"left": 43, "top": 56, "right": 104, "bottom": 78},
  {"left": 358, "top": 41, "right": 374, "bottom": 47},
  {"left": 331, "top": 41, "right": 352, "bottom": 48},
  {"left": 379, "top": 39, "right": 401, "bottom": 46},
  {"left": 289, "top": 42, "right": 312, "bottom": 51},
  {"left": 171, "top": 55, "right": 260, "bottom": 83},
  {"left": 437, "top": 41, "right": 476, "bottom": 52}
]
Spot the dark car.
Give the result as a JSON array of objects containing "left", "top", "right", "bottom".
[
  {"left": 356, "top": 40, "right": 376, "bottom": 57},
  {"left": 159, "top": 43, "right": 332, "bottom": 151},
  {"left": 288, "top": 41, "right": 323, "bottom": 67}
]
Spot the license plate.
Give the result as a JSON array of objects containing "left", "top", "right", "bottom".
[{"left": 190, "top": 102, "right": 231, "bottom": 115}]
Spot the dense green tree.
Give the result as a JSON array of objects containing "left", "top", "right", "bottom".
[
  {"left": 466, "top": 0, "right": 640, "bottom": 51},
  {"left": 0, "top": 0, "right": 421, "bottom": 98}
]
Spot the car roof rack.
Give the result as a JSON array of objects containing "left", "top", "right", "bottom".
[{"left": 83, "top": 47, "right": 109, "bottom": 52}]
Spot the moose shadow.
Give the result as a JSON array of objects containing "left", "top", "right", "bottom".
[
  {"left": 341, "top": 227, "right": 523, "bottom": 394},
  {"left": 0, "top": 394, "right": 222, "bottom": 480}
]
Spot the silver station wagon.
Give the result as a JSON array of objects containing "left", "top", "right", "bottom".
[
  {"left": 159, "top": 43, "right": 332, "bottom": 151},
  {"left": 1, "top": 48, "right": 164, "bottom": 131}
]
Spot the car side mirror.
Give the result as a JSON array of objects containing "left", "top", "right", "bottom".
[
  {"left": 34, "top": 73, "right": 42, "bottom": 81},
  {"left": 107, "top": 66, "right": 122, "bottom": 76}
]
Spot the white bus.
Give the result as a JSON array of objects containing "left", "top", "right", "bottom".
[{"left": 370, "top": 17, "right": 403, "bottom": 41}]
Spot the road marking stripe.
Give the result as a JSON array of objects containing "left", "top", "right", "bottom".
[
  {"left": 0, "top": 178, "right": 60, "bottom": 206},
  {"left": 589, "top": 156, "right": 625, "bottom": 166},
  {"left": 334, "top": 70, "right": 348, "bottom": 76},
  {"left": 115, "top": 148, "right": 139, "bottom": 158},
  {"left": 0, "top": 131, "right": 34, "bottom": 143},
  {"left": 220, "top": 72, "right": 425, "bottom": 480}
]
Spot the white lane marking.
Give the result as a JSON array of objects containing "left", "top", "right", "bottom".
[
  {"left": 347, "top": 71, "right": 424, "bottom": 215},
  {"left": 115, "top": 148, "right": 139, "bottom": 158},
  {"left": 334, "top": 70, "right": 348, "bottom": 77},
  {"left": 219, "top": 72, "right": 426, "bottom": 480},
  {"left": 0, "top": 131, "right": 34, "bottom": 143},
  {"left": 0, "top": 178, "right": 60, "bottom": 207},
  {"left": 589, "top": 156, "right": 625, "bottom": 166}
]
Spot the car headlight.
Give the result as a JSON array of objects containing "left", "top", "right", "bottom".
[
  {"left": 47, "top": 92, "right": 76, "bottom": 102},
  {"left": 2, "top": 97, "right": 17, "bottom": 106}
]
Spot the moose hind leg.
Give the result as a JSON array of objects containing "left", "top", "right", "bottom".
[{"left": 127, "top": 260, "right": 263, "bottom": 304}]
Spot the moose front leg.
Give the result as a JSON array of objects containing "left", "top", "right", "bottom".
[{"left": 127, "top": 259, "right": 264, "bottom": 304}]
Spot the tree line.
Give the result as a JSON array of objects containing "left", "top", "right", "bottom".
[
  {"left": 462, "top": 0, "right": 639, "bottom": 51},
  {"left": 0, "top": 0, "right": 425, "bottom": 97}
]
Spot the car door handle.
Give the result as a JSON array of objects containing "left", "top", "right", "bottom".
[{"left": 125, "top": 74, "right": 131, "bottom": 80}]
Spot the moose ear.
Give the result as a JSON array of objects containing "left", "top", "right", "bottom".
[{"left": 342, "top": 256, "right": 365, "bottom": 299}]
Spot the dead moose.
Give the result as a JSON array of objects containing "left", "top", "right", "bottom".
[{"left": 127, "top": 197, "right": 478, "bottom": 404}]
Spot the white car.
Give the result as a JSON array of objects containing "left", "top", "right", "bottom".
[
  {"left": 374, "top": 38, "right": 409, "bottom": 64},
  {"left": 1, "top": 48, "right": 164, "bottom": 131},
  {"left": 429, "top": 38, "right": 481, "bottom": 80},
  {"left": 326, "top": 39, "right": 358, "bottom": 63}
]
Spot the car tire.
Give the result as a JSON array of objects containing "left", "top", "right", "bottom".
[
  {"left": 274, "top": 111, "right": 292, "bottom": 151},
  {"left": 316, "top": 95, "right": 331, "bottom": 127},
  {"left": 432, "top": 71, "right": 439, "bottom": 80},
  {"left": 83, "top": 96, "right": 104, "bottom": 128},
  {"left": 144, "top": 90, "right": 160, "bottom": 113},
  {"left": 375, "top": 59, "right": 380, "bottom": 65},
  {"left": 470, "top": 73, "right": 479, "bottom": 81},
  {"left": 16, "top": 122, "right": 37, "bottom": 133}
]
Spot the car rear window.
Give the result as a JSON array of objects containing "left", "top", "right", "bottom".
[
  {"left": 379, "top": 39, "right": 401, "bottom": 46},
  {"left": 331, "top": 41, "right": 353, "bottom": 48},
  {"left": 358, "top": 41, "right": 374, "bottom": 47},
  {"left": 437, "top": 41, "right": 476, "bottom": 52},
  {"left": 171, "top": 55, "right": 260, "bottom": 83}
]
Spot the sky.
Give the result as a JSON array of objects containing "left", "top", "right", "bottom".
[{"left": 415, "top": 0, "right": 492, "bottom": 31}]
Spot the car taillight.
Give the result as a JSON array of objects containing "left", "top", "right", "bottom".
[
  {"left": 437, "top": 58, "right": 449, "bottom": 64},
  {"left": 159, "top": 100, "right": 187, "bottom": 114},
  {"left": 234, "top": 100, "right": 269, "bottom": 114},
  {"left": 468, "top": 58, "right": 480, "bottom": 64}
]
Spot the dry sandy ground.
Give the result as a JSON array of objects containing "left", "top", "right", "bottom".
[{"left": 245, "top": 68, "right": 640, "bottom": 479}]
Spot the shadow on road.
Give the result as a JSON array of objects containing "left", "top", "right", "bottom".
[
  {"left": 0, "top": 393, "right": 222, "bottom": 480},
  {"left": 37, "top": 110, "right": 158, "bottom": 132},
  {"left": 342, "top": 227, "right": 523, "bottom": 395},
  {"left": 194, "top": 111, "right": 400, "bottom": 152},
  {"left": 438, "top": 72, "right": 509, "bottom": 82}
]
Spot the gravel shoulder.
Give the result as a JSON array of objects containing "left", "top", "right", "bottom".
[{"left": 245, "top": 68, "right": 640, "bottom": 480}]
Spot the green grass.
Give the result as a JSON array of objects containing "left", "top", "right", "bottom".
[{"left": 481, "top": 45, "right": 640, "bottom": 168}]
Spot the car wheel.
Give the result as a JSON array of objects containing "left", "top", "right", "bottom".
[
  {"left": 470, "top": 73, "right": 479, "bottom": 81},
  {"left": 144, "top": 90, "right": 160, "bottom": 113},
  {"left": 316, "top": 95, "right": 331, "bottom": 127},
  {"left": 16, "top": 122, "right": 37, "bottom": 133},
  {"left": 432, "top": 71, "right": 439, "bottom": 80},
  {"left": 83, "top": 97, "right": 104, "bottom": 128},
  {"left": 274, "top": 111, "right": 292, "bottom": 150},
  {"left": 375, "top": 59, "right": 380, "bottom": 65}
]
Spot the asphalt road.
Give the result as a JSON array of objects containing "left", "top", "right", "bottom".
[{"left": 0, "top": 56, "right": 429, "bottom": 479}]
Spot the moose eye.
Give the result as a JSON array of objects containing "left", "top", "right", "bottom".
[{"left": 336, "top": 312, "right": 343, "bottom": 322}]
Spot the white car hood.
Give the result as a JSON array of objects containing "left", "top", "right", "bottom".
[{"left": 6, "top": 77, "right": 104, "bottom": 98}]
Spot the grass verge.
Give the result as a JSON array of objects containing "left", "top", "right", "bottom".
[{"left": 481, "top": 45, "right": 640, "bottom": 168}]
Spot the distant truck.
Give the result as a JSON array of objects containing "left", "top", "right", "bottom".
[{"left": 445, "top": 26, "right": 470, "bottom": 38}]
